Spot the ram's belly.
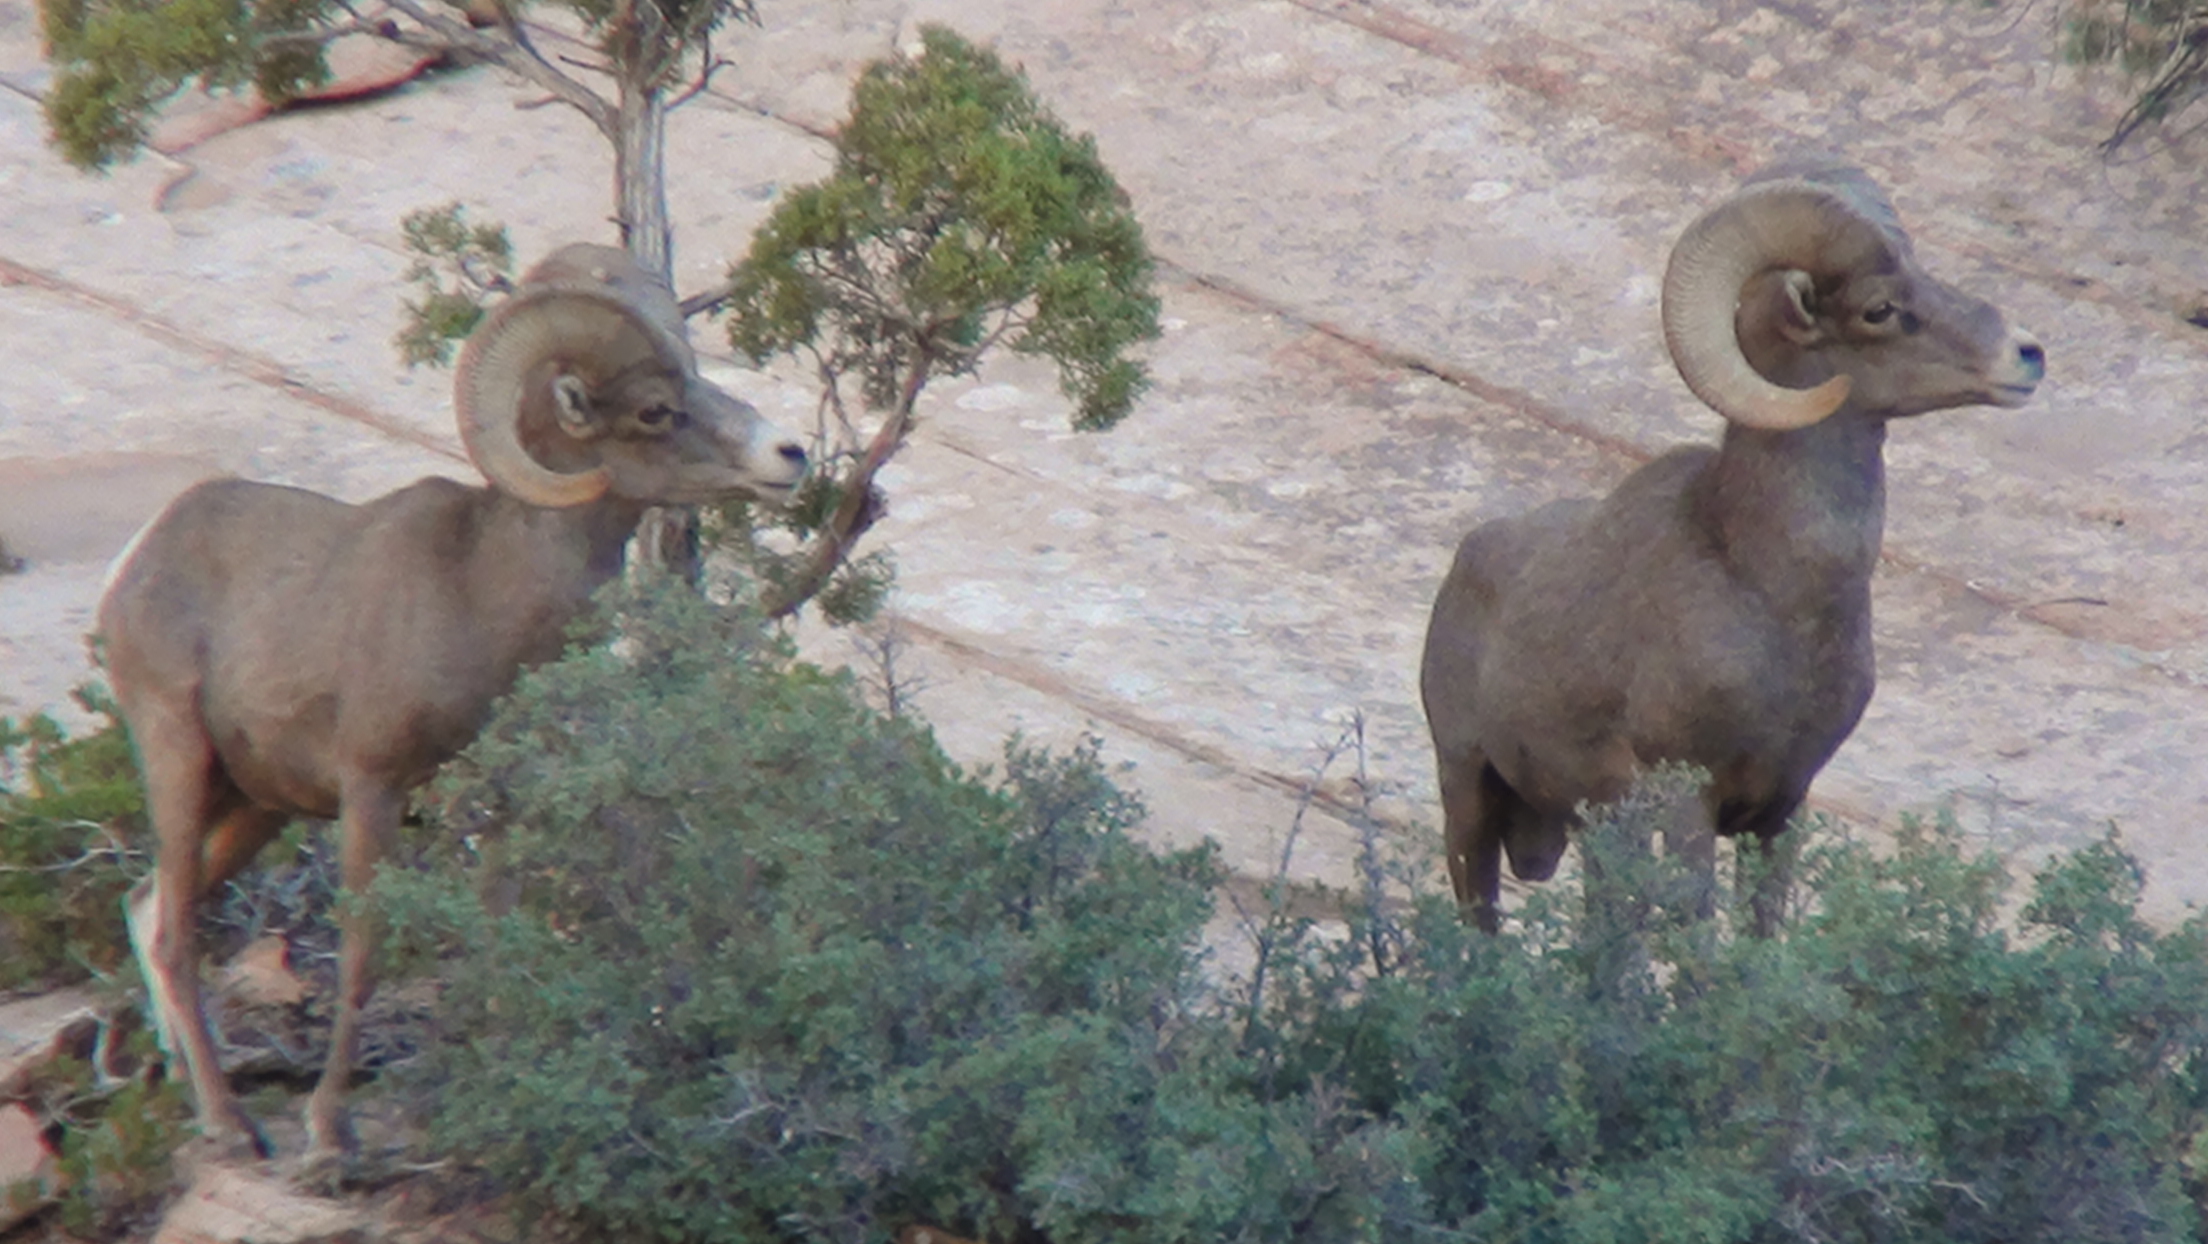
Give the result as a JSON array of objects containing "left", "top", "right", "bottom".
[{"left": 206, "top": 698, "right": 344, "bottom": 818}]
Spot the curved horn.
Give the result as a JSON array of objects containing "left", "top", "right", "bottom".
[
  {"left": 454, "top": 283, "right": 688, "bottom": 508},
  {"left": 1660, "top": 179, "right": 1896, "bottom": 430}
]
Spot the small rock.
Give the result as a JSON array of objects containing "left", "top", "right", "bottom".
[
  {"left": 220, "top": 936, "right": 311, "bottom": 1010},
  {"left": 152, "top": 1164, "right": 364, "bottom": 1244},
  {"left": 0, "top": 1103, "right": 59, "bottom": 1233},
  {"left": 0, "top": 986, "right": 104, "bottom": 1099}
]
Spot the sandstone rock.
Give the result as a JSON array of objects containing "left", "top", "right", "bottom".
[
  {"left": 0, "top": 1102, "right": 59, "bottom": 1232},
  {"left": 0, "top": 986, "right": 102, "bottom": 1099},
  {"left": 153, "top": 1164, "right": 364, "bottom": 1244},
  {"left": 220, "top": 936, "right": 311, "bottom": 1010}
]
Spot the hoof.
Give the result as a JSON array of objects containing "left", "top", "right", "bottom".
[
  {"left": 302, "top": 1093, "right": 357, "bottom": 1165},
  {"left": 294, "top": 1141, "right": 362, "bottom": 1195},
  {"left": 200, "top": 1103, "right": 274, "bottom": 1161}
]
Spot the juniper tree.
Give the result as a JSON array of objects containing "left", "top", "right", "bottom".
[
  {"left": 41, "top": 10, "right": 1157, "bottom": 616},
  {"left": 41, "top": 0, "right": 744, "bottom": 284},
  {"left": 2047, "top": 0, "right": 2208, "bottom": 150},
  {"left": 716, "top": 25, "right": 1160, "bottom": 619}
]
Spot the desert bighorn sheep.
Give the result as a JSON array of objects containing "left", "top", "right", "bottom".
[
  {"left": 99, "top": 243, "right": 808, "bottom": 1158},
  {"left": 1420, "top": 160, "right": 2044, "bottom": 935}
]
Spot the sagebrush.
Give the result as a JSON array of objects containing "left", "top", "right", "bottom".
[{"left": 377, "top": 581, "right": 2208, "bottom": 1243}]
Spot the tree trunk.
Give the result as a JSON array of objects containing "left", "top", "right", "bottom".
[
  {"left": 614, "top": 72, "right": 699, "bottom": 580},
  {"left": 615, "top": 78, "right": 674, "bottom": 288}
]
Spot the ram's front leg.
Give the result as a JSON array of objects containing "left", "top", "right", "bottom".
[
  {"left": 1440, "top": 759, "right": 1504, "bottom": 934},
  {"left": 1742, "top": 831, "right": 1798, "bottom": 938},
  {"left": 304, "top": 778, "right": 403, "bottom": 1162}
]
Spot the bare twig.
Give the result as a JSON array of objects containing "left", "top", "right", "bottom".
[
  {"left": 557, "top": 52, "right": 617, "bottom": 77},
  {"left": 1230, "top": 720, "right": 1361, "bottom": 1049},
  {"left": 0, "top": 834, "right": 142, "bottom": 874},
  {"left": 377, "top": 0, "right": 615, "bottom": 139},
  {"left": 667, "top": 27, "right": 730, "bottom": 110},
  {"left": 260, "top": 20, "right": 406, "bottom": 52},
  {"left": 850, "top": 615, "right": 929, "bottom": 717},
  {"left": 677, "top": 275, "right": 740, "bottom": 320}
]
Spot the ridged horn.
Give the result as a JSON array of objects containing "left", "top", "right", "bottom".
[
  {"left": 454, "top": 283, "right": 687, "bottom": 508},
  {"left": 1660, "top": 179, "right": 1896, "bottom": 430}
]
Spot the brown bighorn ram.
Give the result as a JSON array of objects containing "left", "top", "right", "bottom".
[
  {"left": 99, "top": 244, "right": 808, "bottom": 1158},
  {"left": 1420, "top": 161, "right": 2045, "bottom": 935}
]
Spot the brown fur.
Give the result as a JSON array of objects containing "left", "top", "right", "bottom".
[
  {"left": 1420, "top": 163, "right": 2044, "bottom": 934},
  {"left": 100, "top": 246, "right": 806, "bottom": 1158}
]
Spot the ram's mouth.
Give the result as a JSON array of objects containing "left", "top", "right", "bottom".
[
  {"left": 1989, "top": 383, "right": 2040, "bottom": 408},
  {"left": 738, "top": 477, "right": 802, "bottom": 509}
]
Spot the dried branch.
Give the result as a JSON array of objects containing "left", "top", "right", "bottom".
[
  {"left": 259, "top": 20, "right": 403, "bottom": 51},
  {"left": 377, "top": 0, "right": 615, "bottom": 139},
  {"left": 677, "top": 275, "right": 739, "bottom": 319},
  {"left": 667, "top": 27, "right": 730, "bottom": 110}
]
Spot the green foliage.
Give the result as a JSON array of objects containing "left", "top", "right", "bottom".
[
  {"left": 377, "top": 604, "right": 2208, "bottom": 1243},
  {"left": 712, "top": 26, "right": 1159, "bottom": 620},
  {"left": 16, "top": 1042, "right": 195, "bottom": 1240},
  {"left": 378, "top": 579, "right": 1413, "bottom": 1243},
  {"left": 724, "top": 26, "right": 1160, "bottom": 434},
  {"left": 705, "top": 486, "right": 897, "bottom": 627},
  {"left": 0, "top": 687, "right": 146, "bottom": 993},
  {"left": 40, "top": 0, "right": 334, "bottom": 170},
  {"left": 1251, "top": 795, "right": 2208, "bottom": 1242},
  {"left": 394, "top": 202, "right": 517, "bottom": 370},
  {"left": 565, "top": 0, "right": 757, "bottom": 87},
  {"left": 2049, "top": 0, "right": 2208, "bottom": 149}
]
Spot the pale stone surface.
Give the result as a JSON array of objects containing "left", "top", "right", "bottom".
[
  {"left": 152, "top": 1164, "right": 364, "bottom": 1244},
  {"left": 0, "top": 0, "right": 2202, "bottom": 939},
  {"left": 0, "top": 1102, "right": 58, "bottom": 1233},
  {"left": 0, "top": 986, "right": 101, "bottom": 1098},
  {"left": 218, "top": 937, "right": 310, "bottom": 1011}
]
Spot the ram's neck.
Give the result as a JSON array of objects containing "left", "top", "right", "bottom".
[
  {"left": 463, "top": 491, "right": 649, "bottom": 667},
  {"left": 1700, "top": 414, "right": 1887, "bottom": 617}
]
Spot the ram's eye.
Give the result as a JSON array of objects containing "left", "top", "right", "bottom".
[
  {"left": 1862, "top": 303, "right": 1896, "bottom": 326},
  {"left": 638, "top": 405, "right": 687, "bottom": 429}
]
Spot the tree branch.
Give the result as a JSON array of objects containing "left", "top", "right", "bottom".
[
  {"left": 376, "top": 0, "right": 615, "bottom": 139},
  {"left": 667, "top": 27, "right": 729, "bottom": 111},
  {"left": 763, "top": 347, "right": 934, "bottom": 620},
  {"left": 678, "top": 275, "right": 738, "bottom": 319},
  {"left": 260, "top": 20, "right": 402, "bottom": 51}
]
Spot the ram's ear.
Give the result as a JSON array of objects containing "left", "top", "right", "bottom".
[
  {"left": 1771, "top": 270, "right": 1825, "bottom": 345},
  {"left": 550, "top": 374, "right": 602, "bottom": 439}
]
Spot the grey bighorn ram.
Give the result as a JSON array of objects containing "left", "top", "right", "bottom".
[
  {"left": 1420, "top": 161, "right": 2045, "bottom": 935},
  {"left": 99, "top": 244, "right": 808, "bottom": 1158}
]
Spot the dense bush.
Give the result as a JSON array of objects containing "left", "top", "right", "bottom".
[
  {"left": 378, "top": 581, "right": 1415, "bottom": 1244},
  {"left": 0, "top": 688, "right": 144, "bottom": 993},
  {"left": 379, "top": 582, "right": 2208, "bottom": 1243},
  {"left": 1258, "top": 789, "right": 2208, "bottom": 1243}
]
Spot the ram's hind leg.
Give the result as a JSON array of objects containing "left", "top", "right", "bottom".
[{"left": 122, "top": 704, "right": 279, "bottom": 1157}]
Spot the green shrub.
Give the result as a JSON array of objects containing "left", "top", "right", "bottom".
[
  {"left": 376, "top": 585, "right": 2208, "bottom": 1242},
  {"left": 379, "top": 581, "right": 1415, "bottom": 1244},
  {"left": 13, "top": 1041, "right": 194, "bottom": 1240},
  {"left": 0, "top": 687, "right": 146, "bottom": 993},
  {"left": 1254, "top": 790, "right": 2208, "bottom": 1243}
]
